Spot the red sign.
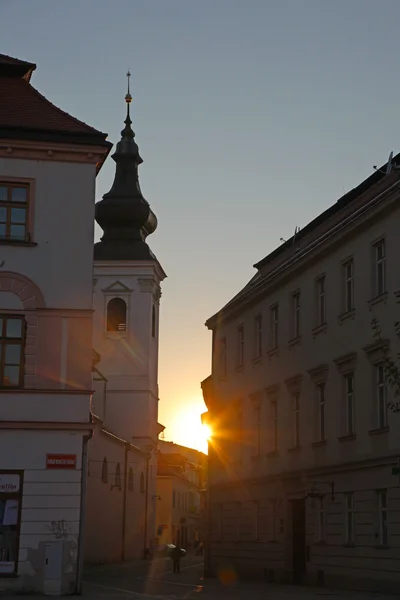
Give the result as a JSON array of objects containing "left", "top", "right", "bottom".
[{"left": 46, "top": 454, "right": 76, "bottom": 469}]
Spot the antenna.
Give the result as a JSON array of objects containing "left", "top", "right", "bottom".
[
  {"left": 292, "top": 225, "right": 300, "bottom": 245},
  {"left": 280, "top": 237, "right": 287, "bottom": 243},
  {"left": 373, "top": 150, "right": 395, "bottom": 175}
]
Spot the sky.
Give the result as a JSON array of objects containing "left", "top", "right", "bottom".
[{"left": 2, "top": 0, "right": 400, "bottom": 453}]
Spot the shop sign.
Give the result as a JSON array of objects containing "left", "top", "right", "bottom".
[
  {"left": 46, "top": 454, "right": 77, "bottom": 469},
  {"left": 0, "top": 474, "right": 20, "bottom": 493}
]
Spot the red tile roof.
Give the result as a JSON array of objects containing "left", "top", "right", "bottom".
[
  {"left": 0, "top": 53, "right": 35, "bottom": 67},
  {"left": 0, "top": 77, "right": 108, "bottom": 137}
]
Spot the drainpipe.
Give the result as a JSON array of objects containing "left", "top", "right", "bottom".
[
  {"left": 121, "top": 445, "right": 128, "bottom": 562},
  {"left": 76, "top": 431, "right": 92, "bottom": 594},
  {"left": 143, "top": 452, "right": 151, "bottom": 558}
]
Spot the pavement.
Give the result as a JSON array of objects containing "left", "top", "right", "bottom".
[{"left": 1, "top": 554, "right": 398, "bottom": 599}]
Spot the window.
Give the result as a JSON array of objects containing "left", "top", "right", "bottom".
[
  {"left": 0, "top": 471, "right": 22, "bottom": 575},
  {"left": 374, "top": 239, "right": 386, "bottom": 296},
  {"left": 101, "top": 458, "right": 108, "bottom": 483},
  {"left": 377, "top": 489, "right": 388, "bottom": 546},
  {"left": 376, "top": 364, "right": 387, "bottom": 429},
  {"left": 271, "top": 400, "right": 278, "bottom": 452},
  {"left": 270, "top": 304, "right": 279, "bottom": 349},
  {"left": 218, "top": 337, "right": 227, "bottom": 377},
  {"left": 344, "top": 373, "right": 355, "bottom": 435},
  {"left": 270, "top": 499, "right": 277, "bottom": 541},
  {"left": 115, "top": 463, "right": 121, "bottom": 488},
  {"left": 343, "top": 259, "right": 354, "bottom": 312},
  {"left": 317, "top": 497, "right": 325, "bottom": 542},
  {"left": 345, "top": 493, "right": 354, "bottom": 544},
  {"left": 140, "top": 471, "right": 145, "bottom": 493},
  {"left": 128, "top": 468, "right": 134, "bottom": 491},
  {"left": 237, "top": 325, "right": 244, "bottom": 367},
  {"left": 317, "top": 383, "right": 325, "bottom": 442},
  {"left": 0, "top": 315, "right": 25, "bottom": 388},
  {"left": 293, "top": 393, "right": 300, "bottom": 448},
  {"left": 106, "top": 298, "right": 127, "bottom": 331},
  {"left": 292, "top": 291, "right": 301, "bottom": 338},
  {"left": 254, "top": 315, "right": 262, "bottom": 358},
  {"left": 316, "top": 276, "right": 326, "bottom": 325},
  {"left": 152, "top": 305, "right": 156, "bottom": 338},
  {"left": 252, "top": 405, "right": 261, "bottom": 457},
  {"left": 172, "top": 490, "right": 176, "bottom": 508},
  {"left": 0, "top": 182, "right": 29, "bottom": 242}
]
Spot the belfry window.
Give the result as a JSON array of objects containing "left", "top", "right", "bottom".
[{"left": 106, "top": 298, "right": 127, "bottom": 332}]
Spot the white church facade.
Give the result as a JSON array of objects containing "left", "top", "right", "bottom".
[{"left": 84, "top": 79, "right": 166, "bottom": 563}]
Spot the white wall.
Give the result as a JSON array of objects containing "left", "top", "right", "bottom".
[{"left": 0, "top": 158, "right": 96, "bottom": 309}]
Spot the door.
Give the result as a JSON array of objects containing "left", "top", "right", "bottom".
[{"left": 292, "top": 499, "right": 306, "bottom": 583}]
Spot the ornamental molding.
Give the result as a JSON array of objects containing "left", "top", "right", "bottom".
[
  {"left": 138, "top": 277, "right": 161, "bottom": 301},
  {"left": 307, "top": 363, "right": 329, "bottom": 384},
  {"left": 101, "top": 280, "right": 133, "bottom": 294}
]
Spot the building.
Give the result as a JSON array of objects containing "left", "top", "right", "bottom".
[
  {"left": 0, "top": 54, "right": 111, "bottom": 594},
  {"left": 84, "top": 77, "right": 166, "bottom": 563},
  {"left": 202, "top": 154, "right": 400, "bottom": 593},
  {"left": 156, "top": 441, "right": 207, "bottom": 548}
]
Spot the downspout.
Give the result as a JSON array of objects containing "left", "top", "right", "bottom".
[
  {"left": 121, "top": 445, "right": 128, "bottom": 562},
  {"left": 76, "top": 431, "right": 92, "bottom": 594},
  {"left": 143, "top": 452, "right": 151, "bottom": 558}
]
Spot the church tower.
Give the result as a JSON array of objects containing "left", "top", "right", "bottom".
[{"left": 92, "top": 75, "right": 166, "bottom": 549}]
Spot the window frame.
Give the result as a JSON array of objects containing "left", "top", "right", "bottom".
[
  {"left": 0, "top": 470, "right": 24, "bottom": 578},
  {"left": 316, "top": 275, "right": 326, "bottom": 325},
  {"left": 106, "top": 297, "right": 127, "bottom": 332},
  {"left": 317, "top": 496, "right": 325, "bottom": 543},
  {"left": 270, "top": 399, "right": 278, "bottom": 452},
  {"left": 345, "top": 492, "right": 355, "bottom": 544},
  {"left": 237, "top": 325, "right": 244, "bottom": 368},
  {"left": 254, "top": 314, "right": 263, "bottom": 359},
  {"left": 376, "top": 363, "right": 387, "bottom": 429},
  {"left": 292, "top": 291, "right": 301, "bottom": 339},
  {"left": 269, "top": 498, "right": 277, "bottom": 542},
  {"left": 269, "top": 303, "right": 279, "bottom": 350},
  {"left": 343, "top": 258, "right": 354, "bottom": 312},
  {"left": 377, "top": 489, "right": 388, "bottom": 546},
  {"left": 0, "top": 179, "right": 34, "bottom": 245},
  {"left": 344, "top": 373, "right": 355, "bottom": 436},
  {"left": 373, "top": 239, "right": 386, "bottom": 297},
  {"left": 0, "top": 314, "right": 26, "bottom": 389},
  {"left": 317, "top": 382, "right": 326, "bottom": 442},
  {"left": 293, "top": 392, "right": 300, "bottom": 448}
]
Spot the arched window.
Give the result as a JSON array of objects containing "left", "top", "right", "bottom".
[
  {"left": 107, "top": 298, "right": 127, "bottom": 332},
  {"left": 140, "top": 471, "right": 145, "bottom": 493},
  {"left": 128, "top": 468, "right": 134, "bottom": 492},
  {"left": 101, "top": 458, "right": 108, "bottom": 483},
  {"left": 115, "top": 462, "right": 121, "bottom": 488},
  {"left": 151, "top": 305, "right": 156, "bottom": 338}
]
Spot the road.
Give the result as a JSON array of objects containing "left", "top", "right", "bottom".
[{"left": 83, "top": 555, "right": 397, "bottom": 600}]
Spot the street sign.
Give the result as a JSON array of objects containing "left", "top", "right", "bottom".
[{"left": 46, "top": 454, "right": 76, "bottom": 469}]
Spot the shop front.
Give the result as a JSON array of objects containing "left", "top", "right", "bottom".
[{"left": 0, "top": 471, "right": 23, "bottom": 577}]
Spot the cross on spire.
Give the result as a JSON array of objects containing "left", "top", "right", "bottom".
[{"left": 125, "top": 70, "right": 132, "bottom": 104}]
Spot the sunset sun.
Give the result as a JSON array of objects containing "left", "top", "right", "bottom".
[{"left": 168, "top": 405, "right": 211, "bottom": 453}]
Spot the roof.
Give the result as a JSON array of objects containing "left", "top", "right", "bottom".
[
  {"left": 0, "top": 53, "right": 112, "bottom": 160},
  {"left": 206, "top": 153, "right": 399, "bottom": 328},
  {"left": 0, "top": 53, "right": 36, "bottom": 81}
]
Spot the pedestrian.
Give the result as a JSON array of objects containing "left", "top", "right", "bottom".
[{"left": 171, "top": 545, "right": 181, "bottom": 573}]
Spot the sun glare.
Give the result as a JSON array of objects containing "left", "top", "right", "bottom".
[{"left": 169, "top": 405, "right": 211, "bottom": 453}]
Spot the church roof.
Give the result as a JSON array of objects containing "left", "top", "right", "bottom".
[{"left": 0, "top": 53, "right": 112, "bottom": 158}]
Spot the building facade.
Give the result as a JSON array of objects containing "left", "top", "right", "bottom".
[
  {"left": 202, "top": 155, "right": 400, "bottom": 593},
  {"left": 85, "top": 82, "right": 166, "bottom": 562},
  {"left": 156, "top": 443, "right": 207, "bottom": 549},
  {"left": 0, "top": 54, "right": 111, "bottom": 594}
]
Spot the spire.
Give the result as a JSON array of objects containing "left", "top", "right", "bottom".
[{"left": 94, "top": 73, "right": 158, "bottom": 261}]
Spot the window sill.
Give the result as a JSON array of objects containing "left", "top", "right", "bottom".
[
  {"left": 288, "top": 336, "right": 302, "bottom": 348},
  {"left": 287, "top": 445, "right": 301, "bottom": 453},
  {"left": 312, "top": 323, "right": 327, "bottom": 338},
  {"left": 252, "top": 356, "right": 262, "bottom": 366},
  {"left": 368, "top": 426, "right": 389, "bottom": 436},
  {"left": 267, "top": 347, "right": 278, "bottom": 358},
  {"left": 235, "top": 364, "right": 244, "bottom": 373},
  {"left": 267, "top": 540, "right": 278, "bottom": 544},
  {"left": 0, "top": 239, "right": 37, "bottom": 247},
  {"left": 266, "top": 451, "right": 279, "bottom": 458},
  {"left": 312, "top": 440, "right": 327, "bottom": 448},
  {"left": 368, "top": 292, "right": 388, "bottom": 310},
  {"left": 343, "top": 543, "right": 355, "bottom": 548},
  {"left": 375, "top": 544, "right": 390, "bottom": 549},
  {"left": 338, "top": 309, "right": 355, "bottom": 323},
  {"left": 251, "top": 454, "right": 261, "bottom": 461},
  {"left": 105, "top": 331, "right": 128, "bottom": 339},
  {"left": 338, "top": 433, "right": 357, "bottom": 442},
  {"left": 313, "top": 540, "right": 326, "bottom": 546}
]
